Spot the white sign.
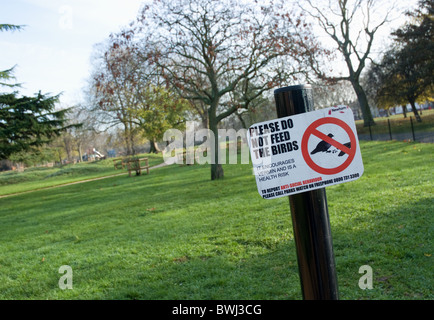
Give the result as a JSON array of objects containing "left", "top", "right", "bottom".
[{"left": 247, "top": 106, "right": 364, "bottom": 199}]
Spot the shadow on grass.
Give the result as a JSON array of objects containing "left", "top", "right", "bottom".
[
  {"left": 330, "top": 195, "right": 433, "bottom": 300},
  {"left": 99, "top": 241, "right": 302, "bottom": 300}
]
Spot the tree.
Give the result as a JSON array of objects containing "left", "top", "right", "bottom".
[
  {"left": 301, "top": 0, "right": 398, "bottom": 126},
  {"left": 313, "top": 80, "right": 357, "bottom": 109},
  {"left": 0, "top": 24, "right": 23, "bottom": 88},
  {"left": 131, "top": 85, "right": 190, "bottom": 153},
  {"left": 389, "top": 0, "right": 434, "bottom": 121},
  {"left": 0, "top": 92, "right": 72, "bottom": 160},
  {"left": 9, "top": 146, "right": 58, "bottom": 168},
  {"left": 365, "top": 0, "right": 433, "bottom": 122},
  {"left": 137, "top": 0, "right": 323, "bottom": 179},
  {"left": 0, "top": 23, "right": 75, "bottom": 161},
  {"left": 363, "top": 58, "right": 407, "bottom": 116},
  {"left": 0, "top": 24, "right": 22, "bottom": 32},
  {"left": 365, "top": 49, "right": 430, "bottom": 121},
  {"left": 64, "top": 105, "right": 90, "bottom": 162},
  {"left": 90, "top": 28, "right": 190, "bottom": 155},
  {"left": 90, "top": 31, "right": 143, "bottom": 156}
]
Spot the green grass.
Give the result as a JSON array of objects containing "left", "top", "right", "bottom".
[
  {"left": 0, "top": 153, "right": 164, "bottom": 196},
  {"left": 0, "top": 141, "right": 432, "bottom": 300},
  {"left": 355, "top": 109, "right": 434, "bottom": 135}
]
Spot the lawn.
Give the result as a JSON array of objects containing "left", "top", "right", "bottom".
[
  {"left": 0, "top": 141, "right": 432, "bottom": 300},
  {"left": 355, "top": 109, "right": 434, "bottom": 136},
  {"left": 0, "top": 153, "right": 164, "bottom": 196}
]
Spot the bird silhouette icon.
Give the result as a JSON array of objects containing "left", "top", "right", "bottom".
[
  {"left": 338, "top": 142, "right": 351, "bottom": 156},
  {"left": 310, "top": 133, "right": 334, "bottom": 154}
]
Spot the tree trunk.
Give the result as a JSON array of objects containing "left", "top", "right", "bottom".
[
  {"left": 149, "top": 138, "right": 161, "bottom": 153},
  {"left": 352, "top": 81, "right": 375, "bottom": 127},
  {"left": 409, "top": 100, "right": 422, "bottom": 122},
  {"left": 236, "top": 112, "right": 247, "bottom": 129},
  {"left": 201, "top": 112, "right": 209, "bottom": 129},
  {"left": 57, "top": 149, "right": 63, "bottom": 166},
  {"left": 402, "top": 105, "right": 407, "bottom": 118},
  {"left": 209, "top": 112, "right": 224, "bottom": 180},
  {"left": 65, "top": 146, "right": 72, "bottom": 163},
  {"left": 78, "top": 142, "right": 83, "bottom": 163},
  {"left": 129, "top": 122, "right": 136, "bottom": 155},
  {"left": 197, "top": 101, "right": 208, "bottom": 129},
  {"left": 123, "top": 122, "right": 132, "bottom": 155}
]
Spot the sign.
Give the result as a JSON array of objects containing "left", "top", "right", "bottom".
[{"left": 247, "top": 106, "right": 364, "bottom": 199}]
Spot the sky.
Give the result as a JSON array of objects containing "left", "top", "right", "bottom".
[
  {"left": 0, "top": 0, "right": 419, "bottom": 108},
  {"left": 0, "top": 0, "right": 145, "bottom": 106}
]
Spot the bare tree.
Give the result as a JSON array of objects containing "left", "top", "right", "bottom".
[
  {"left": 65, "top": 105, "right": 99, "bottom": 162},
  {"left": 89, "top": 30, "right": 146, "bottom": 155},
  {"left": 313, "top": 81, "right": 357, "bottom": 108},
  {"left": 136, "top": 0, "right": 324, "bottom": 179},
  {"left": 302, "top": 0, "right": 398, "bottom": 126}
]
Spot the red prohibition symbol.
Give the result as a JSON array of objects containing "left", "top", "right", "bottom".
[{"left": 301, "top": 117, "right": 357, "bottom": 175}]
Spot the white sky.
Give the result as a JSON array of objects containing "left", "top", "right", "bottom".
[
  {"left": 0, "top": 0, "right": 144, "bottom": 106},
  {"left": 0, "top": 0, "right": 419, "bottom": 107}
]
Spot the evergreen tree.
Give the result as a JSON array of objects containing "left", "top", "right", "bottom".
[
  {"left": 0, "top": 24, "right": 23, "bottom": 87},
  {"left": 0, "top": 23, "right": 75, "bottom": 160},
  {"left": 0, "top": 92, "right": 72, "bottom": 160},
  {"left": 365, "top": 1, "right": 433, "bottom": 122},
  {"left": 389, "top": 0, "right": 434, "bottom": 121}
]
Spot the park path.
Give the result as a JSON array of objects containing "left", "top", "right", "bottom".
[{"left": 0, "top": 162, "right": 169, "bottom": 199}]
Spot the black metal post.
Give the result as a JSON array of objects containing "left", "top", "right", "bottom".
[{"left": 274, "top": 84, "right": 339, "bottom": 300}]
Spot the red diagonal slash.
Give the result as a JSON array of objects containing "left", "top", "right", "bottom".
[
  {"left": 302, "top": 117, "right": 357, "bottom": 175},
  {"left": 312, "top": 129, "right": 351, "bottom": 155}
]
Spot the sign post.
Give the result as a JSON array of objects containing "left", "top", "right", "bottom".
[
  {"left": 274, "top": 84, "right": 338, "bottom": 300},
  {"left": 247, "top": 84, "right": 364, "bottom": 299}
]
